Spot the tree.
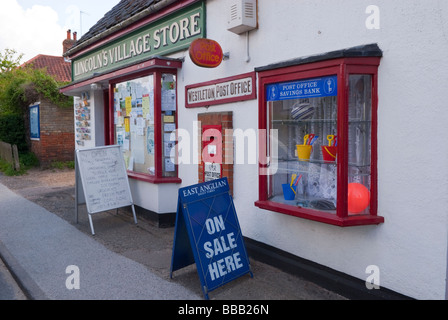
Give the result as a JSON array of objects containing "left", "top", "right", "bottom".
[{"left": 0, "top": 49, "right": 23, "bottom": 73}]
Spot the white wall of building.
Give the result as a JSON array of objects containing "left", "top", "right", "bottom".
[{"left": 172, "top": 0, "right": 448, "bottom": 299}]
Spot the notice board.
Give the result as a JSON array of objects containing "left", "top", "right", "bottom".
[
  {"left": 29, "top": 104, "right": 40, "bottom": 140},
  {"left": 170, "top": 177, "right": 253, "bottom": 299},
  {"left": 75, "top": 145, "right": 137, "bottom": 235}
]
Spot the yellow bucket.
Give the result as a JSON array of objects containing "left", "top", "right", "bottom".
[{"left": 296, "top": 145, "right": 312, "bottom": 161}]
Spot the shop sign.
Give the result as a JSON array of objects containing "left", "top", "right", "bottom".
[
  {"left": 189, "top": 38, "right": 223, "bottom": 68},
  {"left": 267, "top": 75, "right": 338, "bottom": 101},
  {"left": 72, "top": 1, "right": 205, "bottom": 82},
  {"left": 170, "top": 178, "right": 253, "bottom": 300},
  {"left": 186, "top": 72, "right": 256, "bottom": 108}
]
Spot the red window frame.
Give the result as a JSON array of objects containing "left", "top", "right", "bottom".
[
  {"left": 107, "top": 68, "right": 182, "bottom": 185},
  {"left": 255, "top": 57, "right": 384, "bottom": 227}
]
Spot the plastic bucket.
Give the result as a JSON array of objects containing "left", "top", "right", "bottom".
[
  {"left": 322, "top": 146, "right": 338, "bottom": 162},
  {"left": 282, "top": 184, "right": 296, "bottom": 200},
  {"left": 296, "top": 145, "right": 312, "bottom": 161}
]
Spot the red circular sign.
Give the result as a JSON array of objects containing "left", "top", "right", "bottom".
[{"left": 189, "top": 38, "right": 223, "bottom": 68}]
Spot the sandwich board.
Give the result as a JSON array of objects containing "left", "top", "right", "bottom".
[
  {"left": 170, "top": 177, "right": 253, "bottom": 300},
  {"left": 75, "top": 145, "right": 137, "bottom": 235}
]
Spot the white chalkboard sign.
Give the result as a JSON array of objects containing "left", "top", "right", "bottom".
[{"left": 75, "top": 145, "right": 137, "bottom": 235}]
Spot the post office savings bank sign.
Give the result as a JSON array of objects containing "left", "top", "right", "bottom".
[{"left": 72, "top": 2, "right": 205, "bottom": 82}]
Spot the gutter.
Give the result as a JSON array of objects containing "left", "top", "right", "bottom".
[{"left": 64, "top": 0, "right": 179, "bottom": 58}]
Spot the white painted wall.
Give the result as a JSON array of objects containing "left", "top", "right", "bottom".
[
  {"left": 129, "top": 179, "right": 179, "bottom": 214},
  {"left": 172, "top": 0, "right": 448, "bottom": 299}
]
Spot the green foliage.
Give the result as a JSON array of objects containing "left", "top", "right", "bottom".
[
  {"left": 0, "top": 113, "right": 27, "bottom": 152},
  {"left": 0, "top": 48, "right": 73, "bottom": 155},
  {"left": 0, "top": 49, "right": 23, "bottom": 73},
  {"left": 0, "top": 159, "right": 19, "bottom": 176},
  {"left": 0, "top": 66, "right": 73, "bottom": 115},
  {"left": 0, "top": 152, "right": 40, "bottom": 176},
  {"left": 50, "top": 161, "right": 75, "bottom": 170},
  {"left": 20, "top": 151, "right": 39, "bottom": 168}
]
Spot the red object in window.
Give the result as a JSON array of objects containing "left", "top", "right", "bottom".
[
  {"left": 256, "top": 55, "right": 384, "bottom": 227},
  {"left": 348, "top": 183, "right": 371, "bottom": 214}
]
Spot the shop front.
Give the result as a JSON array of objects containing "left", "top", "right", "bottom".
[
  {"left": 62, "top": 0, "right": 448, "bottom": 300},
  {"left": 62, "top": 0, "right": 205, "bottom": 225}
]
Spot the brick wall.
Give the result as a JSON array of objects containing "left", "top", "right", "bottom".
[
  {"left": 30, "top": 100, "right": 75, "bottom": 166},
  {"left": 198, "top": 112, "right": 234, "bottom": 195}
]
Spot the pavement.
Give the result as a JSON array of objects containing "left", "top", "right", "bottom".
[{"left": 0, "top": 169, "right": 347, "bottom": 301}]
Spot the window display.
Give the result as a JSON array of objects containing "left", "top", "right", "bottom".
[
  {"left": 161, "top": 73, "right": 177, "bottom": 178},
  {"left": 256, "top": 56, "right": 384, "bottom": 227},
  {"left": 112, "top": 70, "right": 179, "bottom": 181},
  {"left": 114, "top": 75, "right": 155, "bottom": 175},
  {"left": 266, "top": 76, "right": 339, "bottom": 212}
]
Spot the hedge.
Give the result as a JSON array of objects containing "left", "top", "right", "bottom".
[{"left": 0, "top": 113, "right": 27, "bottom": 152}]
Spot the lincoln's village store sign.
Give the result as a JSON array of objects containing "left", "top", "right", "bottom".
[{"left": 72, "top": 2, "right": 205, "bottom": 82}]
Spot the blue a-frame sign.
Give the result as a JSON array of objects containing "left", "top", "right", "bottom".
[{"left": 170, "top": 178, "right": 253, "bottom": 300}]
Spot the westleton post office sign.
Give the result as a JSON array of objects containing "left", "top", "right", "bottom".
[
  {"left": 186, "top": 72, "right": 256, "bottom": 108},
  {"left": 72, "top": 2, "right": 205, "bottom": 82}
]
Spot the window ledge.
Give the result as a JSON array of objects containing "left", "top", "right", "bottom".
[
  {"left": 254, "top": 200, "right": 384, "bottom": 227},
  {"left": 128, "top": 171, "right": 182, "bottom": 184}
]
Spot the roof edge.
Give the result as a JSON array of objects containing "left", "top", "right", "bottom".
[
  {"left": 255, "top": 44, "right": 383, "bottom": 72},
  {"left": 64, "top": 0, "right": 179, "bottom": 58}
]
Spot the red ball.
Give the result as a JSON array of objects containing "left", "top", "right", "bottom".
[{"left": 348, "top": 183, "right": 370, "bottom": 214}]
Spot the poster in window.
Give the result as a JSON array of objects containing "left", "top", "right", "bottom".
[
  {"left": 147, "top": 126, "right": 154, "bottom": 155},
  {"left": 74, "top": 93, "right": 92, "bottom": 147}
]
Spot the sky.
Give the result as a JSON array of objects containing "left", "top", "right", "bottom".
[{"left": 0, "top": 0, "right": 121, "bottom": 62}]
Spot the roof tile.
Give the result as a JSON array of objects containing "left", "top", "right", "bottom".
[
  {"left": 22, "top": 55, "right": 72, "bottom": 83},
  {"left": 77, "top": 0, "right": 161, "bottom": 46}
]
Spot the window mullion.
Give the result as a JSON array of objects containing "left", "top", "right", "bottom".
[
  {"left": 337, "top": 65, "right": 349, "bottom": 219},
  {"left": 154, "top": 71, "right": 163, "bottom": 179}
]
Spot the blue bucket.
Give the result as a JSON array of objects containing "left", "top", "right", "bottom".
[{"left": 282, "top": 184, "right": 296, "bottom": 200}]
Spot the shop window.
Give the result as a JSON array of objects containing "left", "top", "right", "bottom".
[
  {"left": 111, "top": 69, "right": 180, "bottom": 184},
  {"left": 256, "top": 53, "right": 384, "bottom": 227}
]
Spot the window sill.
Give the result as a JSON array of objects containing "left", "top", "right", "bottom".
[
  {"left": 128, "top": 171, "right": 182, "bottom": 184},
  {"left": 254, "top": 200, "right": 384, "bottom": 227}
]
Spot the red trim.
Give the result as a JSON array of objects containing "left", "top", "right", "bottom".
[
  {"left": 128, "top": 171, "right": 182, "bottom": 184},
  {"left": 154, "top": 72, "right": 164, "bottom": 178},
  {"left": 103, "top": 89, "right": 110, "bottom": 145},
  {"left": 257, "top": 57, "right": 383, "bottom": 227},
  {"left": 61, "top": 58, "right": 182, "bottom": 94},
  {"left": 67, "top": 0, "right": 201, "bottom": 60},
  {"left": 255, "top": 201, "right": 384, "bottom": 227},
  {"left": 108, "top": 83, "right": 115, "bottom": 145},
  {"left": 186, "top": 72, "right": 257, "bottom": 108},
  {"left": 338, "top": 63, "right": 349, "bottom": 218}
]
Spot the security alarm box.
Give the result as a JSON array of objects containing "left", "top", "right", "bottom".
[{"left": 227, "top": 0, "right": 258, "bottom": 34}]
